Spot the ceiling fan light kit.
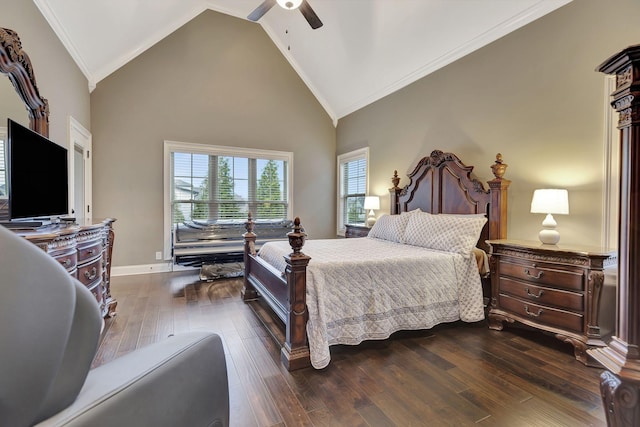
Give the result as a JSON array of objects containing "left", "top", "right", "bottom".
[
  {"left": 248, "top": 0, "right": 323, "bottom": 29},
  {"left": 277, "top": 0, "right": 302, "bottom": 10}
]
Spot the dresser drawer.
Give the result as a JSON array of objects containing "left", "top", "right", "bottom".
[
  {"left": 89, "top": 282, "right": 104, "bottom": 305},
  {"left": 54, "top": 250, "right": 77, "bottom": 272},
  {"left": 78, "top": 241, "right": 102, "bottom": 262},
  {"left": 499, "top": 277, "right": 583, "bottom": 312},
  {"left": 499, "top": 260, "right": 584, "bottom": 291},
  {"left": 499, "top": 294, "right": 583, "bottom": 333},
  {"left": 78, "top": 258, "right": 102, "bottom": 286}
]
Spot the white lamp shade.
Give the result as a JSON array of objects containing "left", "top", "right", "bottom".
[
  {"left": 276, "top": 0, "right": 303, "bottom": 9},
  {"left": 363, "top": 196, "right": 380, "bottom": 210},
  {"left": 530, "top": 189, "right": 569, "bottom": 215}
]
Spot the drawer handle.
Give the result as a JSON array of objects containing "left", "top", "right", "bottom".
[
  {"left": 60, "top": 258, "right": 71, "bottom": 267},
  {"left": 525, "top": 287, "right": 544, "bottom": 299},
  {"left": 84, "top": 267, "right": 98, "bottom": 281},
  {"left": 524, "top": 268, "right": 544, "bottom": 279},
  {"left": 524, "top": 305, "right": 543, "bottom": 317},
  {"left": 86, "top": 249, "right": 96, "bottom": 256}
]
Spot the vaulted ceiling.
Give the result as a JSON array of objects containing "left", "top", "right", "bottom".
[{"left": 34, "top": 0, "right": 571, "bottom": 124}]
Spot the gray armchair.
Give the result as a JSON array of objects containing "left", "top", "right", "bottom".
[{"left": 0, "top": 225, "right": 229, "bottom": 427}]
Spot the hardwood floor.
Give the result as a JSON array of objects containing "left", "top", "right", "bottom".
[{"left": 95, "top": 271, "right": 607, "bottom": 427}]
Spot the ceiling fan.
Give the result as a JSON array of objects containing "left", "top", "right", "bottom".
[{"left": 247, "top": 0, "right": 323, "bottom": 30}]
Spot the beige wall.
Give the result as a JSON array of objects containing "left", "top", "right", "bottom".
[
  {"left": 1, "top": 0, "right": 90, "bottom": 144},
  {"left": 91, "top": 10, "right": 335, "bottom": 267},
  {"left": 337, "top": 0, "right": 640, "bottom": 248}
]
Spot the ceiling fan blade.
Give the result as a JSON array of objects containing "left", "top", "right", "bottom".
[
  {"left": 247, "top": 0, "right": 277, "bottom": 22},
  {"left": 299, "top": 0, "right": 323, "bottom": 29}
]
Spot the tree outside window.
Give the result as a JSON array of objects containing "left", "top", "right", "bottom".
[{"left": 171, "top": 151, "right": 289, "bottom": 225}]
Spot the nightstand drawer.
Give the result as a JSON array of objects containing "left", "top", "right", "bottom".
[
  {"left": 499, "top": 294, "right": 583, "bottom": 333},
  {"left": 499, "top": 277, "right": 583, "bottom": 312},
  {"left": 500, "top": 260, "right": 584, "bottom": 291}
]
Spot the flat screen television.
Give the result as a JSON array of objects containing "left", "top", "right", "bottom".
[{"left": 7, "top": 118, "right": 69, "bottom": 222}]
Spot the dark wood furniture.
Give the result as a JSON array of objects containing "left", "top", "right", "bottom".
[
  {"left": 587, "top": 45, "right": 640, "bottom": 427},
  {"left": 487, "top": 239, "right": 616, "bottom": 366},
  {"left": 17, "top": 219, "right": 117, "bottom": 318},
  {"left": 344, "top": 223, "right": 370, "bottom": 238},
  {"left": 0, "top": 29, "right": 116, "bottom": 318},
  {"left": 243, "top": 150, "right": 510, "bottom": 370}
]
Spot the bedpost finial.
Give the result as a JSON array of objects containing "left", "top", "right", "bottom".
[
  {"left": 491, "top": 153, "right": 508, "bottom": 180},
  {"left": 288, "top": 217, "right": 306, "bottom": 255},
  {"left": 245, "top": 212, "right": 255, "bottom": 234},
  {"left": 391, "top": 170, "right": 400, "bottom": 189}
]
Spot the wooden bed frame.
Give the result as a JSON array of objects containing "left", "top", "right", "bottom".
[{"left": 242, "top": 150, "right": 511, "bottom": 370}]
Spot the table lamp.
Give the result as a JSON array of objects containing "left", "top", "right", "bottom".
[
  {"left": 530, "top": 188, "right": 569, "bottom": 244},
  {"left": 364, "top": 196, "right": 380, "bottom": 227}
]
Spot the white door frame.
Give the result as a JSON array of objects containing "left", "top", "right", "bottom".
[{"left": 67, "top": 116, "right": 92, "bottom": 221}]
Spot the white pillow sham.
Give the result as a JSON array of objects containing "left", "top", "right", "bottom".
[
  {"left": 367, "top": 214, "right": 411, "bottom": 243},
  {"left": 403, "top": 211, "right": 487, "bottom": 254}
]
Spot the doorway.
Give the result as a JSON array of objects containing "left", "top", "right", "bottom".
[{"left": 68, "top": 117, "right": 92, "bottom": 222}]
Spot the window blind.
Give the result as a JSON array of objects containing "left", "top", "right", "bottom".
[
  {"left": 171, "top": 151, "right": 288, "bottom": 225},
  {"left": 0, "top": 138, "right": 5, "bottom": 198},
  {"left": 337, "top": 148, "right": 369, "bottom": 234},
  {"left": 341, "top": 158, "right": 366, "bottom": 225}
]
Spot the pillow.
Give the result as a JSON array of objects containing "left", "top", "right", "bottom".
[
  {"left": 367, "top": 214, "right": 411, "bottom": 243},
  {"left": 401, "top": 208, "right": 422, "bottom": 216},
  {"left": 403, "top": 211, "right": 487, "bottom": 254}
]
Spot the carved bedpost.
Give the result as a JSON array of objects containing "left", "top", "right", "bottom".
[
  {"left": 242, "top": 212, "right": 258, "bottom": 301},
  {"left": 587, "top": 45, "right": 640, "bottom": 427},
  {"left": 389, "top": 170, "right": 402, "bottom": 214},
  {"left": 487, "top": 153, "right": 511, "bottom": 240},
  {"left": 282, "top": 217, "right": 311, "bottom": 370}
]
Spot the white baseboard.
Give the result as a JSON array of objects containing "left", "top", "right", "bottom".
[{"left": 111, "top": 262, "right": 197, "bottom": 277}]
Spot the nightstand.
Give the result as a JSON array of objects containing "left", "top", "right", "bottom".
[
  {"left": 345, "top": 224, "right": 370, "bottom": 238},
  {"left": 486, "top": 239, "right": 616, "bottom": 366}
]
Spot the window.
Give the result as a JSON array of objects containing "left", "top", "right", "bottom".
[
  {"left": 163, "top": 141, "right": 293, "bottom": 258},
  {"left": 337, "top": 147, "right": 369, "bottom": 235},
  {"left": 0, "top": 128, "right": 6, "bottom": 199}
]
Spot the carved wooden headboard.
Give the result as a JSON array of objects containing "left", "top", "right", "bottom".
[{"left": 389, "top": 150, "right": 510, "bottom": 252}]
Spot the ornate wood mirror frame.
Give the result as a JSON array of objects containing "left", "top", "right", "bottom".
[{"left": 0, "top": 27, "right": 49, "bottom": 137}]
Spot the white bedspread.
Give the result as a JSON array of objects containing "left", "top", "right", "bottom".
[{"left": 257, "top": 237, "right": 485, "bottom": 369}]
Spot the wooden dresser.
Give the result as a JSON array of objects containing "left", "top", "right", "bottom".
[
  {"left": 487, "top": 239, "right": 616, "bottom": 366},
  {"left": 345, "top": 224, "right": 370, "bottom": 238},
  {"left": 16, "top": 218, "right": 117, "bottom": 318}
]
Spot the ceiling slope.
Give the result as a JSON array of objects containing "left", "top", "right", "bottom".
[{"left": 34, "top": 0, "right": 572, "bottom": 125}]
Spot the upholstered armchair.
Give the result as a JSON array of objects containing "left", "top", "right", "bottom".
[{"left": 0, "top": 225, "right": 229, "bottom": 426}]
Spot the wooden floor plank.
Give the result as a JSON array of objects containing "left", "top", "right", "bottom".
[
  {"left": 96, "top": 272, "right": 608, "bottom": 427},
  {"left": 225, "top": 334, "right": 283, "bottom": 426}
]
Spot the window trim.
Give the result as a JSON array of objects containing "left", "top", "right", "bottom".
[
  {"left": 163, "top": 140, "right": 294, "bottom": 261},
  {"left": 336, "top": 147, "right": 369, "bottom": 236}
]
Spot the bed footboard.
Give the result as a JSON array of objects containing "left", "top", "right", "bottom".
[{"left": 243, "top": 215, "right": 311, "bottom": 370}]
